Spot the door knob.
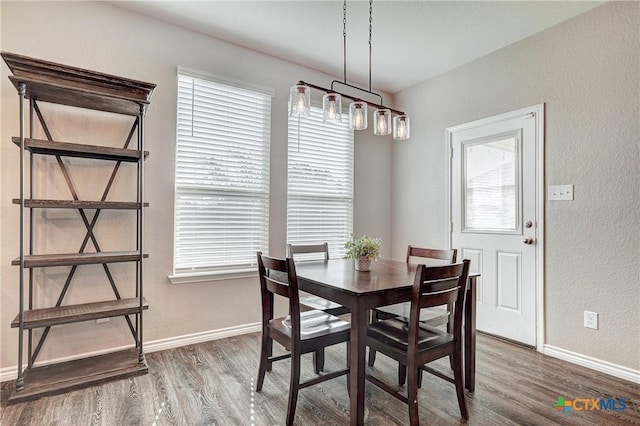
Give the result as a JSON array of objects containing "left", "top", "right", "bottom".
[
  {"left": 523, "top": 237, "right": 534, "bottom": 245},
  {"left": 524, "top": 220, "right": 533, "bottom": 228}
]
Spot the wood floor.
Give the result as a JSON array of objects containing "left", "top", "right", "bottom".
[{"left": 2, "top": 332, "right": 639, "bottom": 425}]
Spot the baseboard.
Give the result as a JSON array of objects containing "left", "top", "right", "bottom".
[
  {"left": 144, "top": 322, "right": 261, "bottom": 353},
  {"left": 544, "top": 344, "right": 640, "bottom": 384},
  {"left": 0, "top": 322, "right": 261, "bottom": 383}
]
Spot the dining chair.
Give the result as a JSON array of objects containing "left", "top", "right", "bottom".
[
  {"left": 287, "top": 243, "right": 350, "bottom": 316},
  {"left": 365, "top": 260, "right": 471, "bottom": 425},
  {"left": 368, "top": 245, "right": 457, "bottom": 385},
  {"left": 256, "top": 252, "right": 350, "bottom": 426},
  {"left": 287, "top": 242, "right": 351, "bottom": 373}
]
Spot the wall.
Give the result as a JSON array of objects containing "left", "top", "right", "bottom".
[
  {"left": 0, "top": 1, "right": 393, "bottom": 371},
  {"left": 392, "top": 2, "right": 639, "bottom": 371}
]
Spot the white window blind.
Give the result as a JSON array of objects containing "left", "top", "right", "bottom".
[
  {"left": 174, "top": 73, "right": 271, "bottom": 275},
  {"left": 287, "top": 106, "right": 354, "bottom": 258}
]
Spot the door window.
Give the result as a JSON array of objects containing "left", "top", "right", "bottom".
[{"left": 462, "top": 132, "right": 521, "bottom": 233}]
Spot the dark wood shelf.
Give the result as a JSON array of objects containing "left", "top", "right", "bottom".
[
  {"left": 2, "top": 52, "right": 156, "bottom": 116},
  {"left": 7, "top": 348, "right": 148, "bottom": 403},
  {"left": 3, "top": 51, "right": 152, "bottom": 404},
  {"left": 12, "top": 251, "right": 149, "bottom": 268},
  {"left": 11, "top": 297, "right": 148, "bottom": 329},
  {"left": 12, "top": 137, "right": 148, "bottom": 162},
  {"left": 13, "top": 199, "right": 148, "bottom": 209}
]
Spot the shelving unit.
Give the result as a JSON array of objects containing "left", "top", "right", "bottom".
[{"left": 2, "top": 52, "right": 156, "bottom": 403}]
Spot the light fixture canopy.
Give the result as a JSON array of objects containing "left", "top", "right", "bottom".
[
  {"left": 323, "top": 92, "right": 342, "bottom": 123},
  {"left": 374, "top": 108, "right": 391, "bottom": 135},
  {"left": 393, "top": 115, "right": 410, "bottom": 140},
  {"left": 289, "top": 84, "right": 310, "bottom": 117}
]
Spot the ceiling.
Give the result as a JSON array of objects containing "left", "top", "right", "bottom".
[{"left": 112, "top": 1, "right": 603, "bottom": 94}]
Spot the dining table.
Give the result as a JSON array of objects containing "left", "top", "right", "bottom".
[{"left": 295, "top": 258, "right": 479, "bottom": 426}]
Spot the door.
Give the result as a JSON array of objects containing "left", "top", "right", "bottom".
[{"left": 448, "top": 105, "right": 543, "bottom": 347}]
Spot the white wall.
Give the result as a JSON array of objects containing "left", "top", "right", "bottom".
[
  {"left": 392, "top": 2, "right": 639, "bottom": 371},
  {"left": 0, "top": 1, "right": 392, "bottom": 370}
]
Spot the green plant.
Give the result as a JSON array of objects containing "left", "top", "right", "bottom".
[{"left": 344, "top": 235, "right": 382, "bottom": 260}]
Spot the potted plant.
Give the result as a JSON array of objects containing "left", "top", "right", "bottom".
[{"left": 344, "top": 234, "right": 382, "bottom": 271}]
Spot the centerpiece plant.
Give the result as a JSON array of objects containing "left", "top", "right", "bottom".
[{"left": 344, "top": 234, "right": 382, "bottom": 271}]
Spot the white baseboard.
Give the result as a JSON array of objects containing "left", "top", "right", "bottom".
[
  {"left": 144, "top": 322, "right": 261, "bottom": 353},
  {"left": 544, "top": 344, "right": 640, "bottom": 384},
  {"left": 0, "top": 322, "right": 261, "bottom": 383}
]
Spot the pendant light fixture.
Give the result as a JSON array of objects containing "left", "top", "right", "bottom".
[
  {"left": 289, "top": 0, "right": 410, "bottom": 140},
  {"left": 323, "top": 93, "right": 342, "bottom": 123},
  {"left": 289, "top": 84, "right": 310, "bottom": 117}
]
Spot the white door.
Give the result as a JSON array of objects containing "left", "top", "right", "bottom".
[{"left": 448, "top": 105, "right": 543, "bottom": 347}]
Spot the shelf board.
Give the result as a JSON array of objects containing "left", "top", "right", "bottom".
[
  {"left": 2, "top": 52, "right": 155, "bottom": 116},
  {"left": 7, "top": 348, "right": 148, "bottom": 404},
  {"left": 12, "top": 251, "right": 149, "bottom": 268},
  {"left": 13, "top": 199, "right": 148, "bottom": 209},
  {"left": 11, "top": 297, "right": 148, "bottom": 329},
  {"left": 13, "top": 137, "right": 148, "bottom": 162}
]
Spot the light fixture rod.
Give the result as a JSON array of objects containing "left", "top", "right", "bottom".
[
  {"left": 369, "top": 0, "right": 372, "bottom": 92},
  {"left": 298, "top": 80, "right": 405, "bottom": 116},
  {"left": 343, "top": 0, "right": 347, "bottom": 84}
]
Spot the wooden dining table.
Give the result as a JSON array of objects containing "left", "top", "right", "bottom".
[{"left": 295, "top": 258, "right": 478, "bottom": 426}]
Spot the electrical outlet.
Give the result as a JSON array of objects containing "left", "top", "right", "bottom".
[
  {"left": 96, "top": 318, "right": 110, "bottom": 324},
  {"left": 584, "top": 311, "right": 598, "bottom": 330}
]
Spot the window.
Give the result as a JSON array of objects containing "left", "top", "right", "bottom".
[
  {"left": 173, "top": 71, "right": 271, "bottom": 278},
  {"left": 287, "top": 105, "right": 354, "bottom": 257}
]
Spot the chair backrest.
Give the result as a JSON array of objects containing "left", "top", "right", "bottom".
[
  {"left": 286, "top": 242, "right": 330, "bottom": 262},
  {"left": 257, "top": 251, "right": 301, "bottom": 337},
  {"left": 406, "top": 245, "right": 457, "bottom": 264},
  {"left": 407, "top": 260, "right": 470, "bottom": 347}
]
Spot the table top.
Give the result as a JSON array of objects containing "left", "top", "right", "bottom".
[{"left": 295, "top": 258, "right": 419, "bottom": 295}]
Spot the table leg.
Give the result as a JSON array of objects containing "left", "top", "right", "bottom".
[
  {"left": 349, "top": 300, "right": 367, "bottom": 425},
  {"left": 464, "top": 276, "right": 477, "bottom": 392}
]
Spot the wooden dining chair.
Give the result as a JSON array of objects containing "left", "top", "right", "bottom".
[
  {"left": 256, "top": 252, "right": 350, "bottom": 426},
  {"left": 365, "top": 260, "right": 471, "bottom": 425},
  {"left": 287, "top": 242, "right": 350, "bottom": 373},
  {"left": 287, "top": 243, "right": 350, "bottom": 316},
  {"left": 368, "top": 245, "right": 457, "bottom": 384}
]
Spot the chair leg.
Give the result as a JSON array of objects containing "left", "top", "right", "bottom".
[
  {"left": 367, "top": 346, "right": 377, "bottom": 368},
  {"left": 417, "top": 367, "right": 423, "bottom": 389},
  {"left": 452, "top": 351, "right": 469, "bottom": 420},
  {"left": 256, "top": 333, "right": 273, "bottom": 391},
  {"left": 367, "top": 311, "right": 380, "bottom": 367},
  {"left": 346, "top": 342, "right": 351, "bottom": 396},
  {"left": 286, "top": 350, "right": 302, "bottom": 426},
  {"left": 313, "top": 349, "right": 325, "bottom": 374},
  {"left": 407, "top": 364, "right": 420, "bottom": 426},
  {"left": 398, "top": 363, "right": 407, "bottom": 386}
]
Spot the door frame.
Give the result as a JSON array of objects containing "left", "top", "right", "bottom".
[{"left": 445, "top": 104, "right": 545, "bottom": 352}]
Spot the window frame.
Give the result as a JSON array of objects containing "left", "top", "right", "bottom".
[
  {"left": 286, "top": 103, "right": 354, "bottom": 258},
  {"left": 170, "top": 68, "right": 273, "bottom": 283}
]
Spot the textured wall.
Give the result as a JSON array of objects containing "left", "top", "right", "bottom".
[
  {"left": 392, "top": 2, "right": 640, "bottom": 370},
  {"left": 0, "top": 1, "right": 392, "bottom": 369}
]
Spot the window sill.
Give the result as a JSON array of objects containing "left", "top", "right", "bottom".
[{"left": 168, "top": 268, "right": 257, "bottom": 285}]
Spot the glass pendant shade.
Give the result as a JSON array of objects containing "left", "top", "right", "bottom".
[
  {"left": 289, "top": 84, "right": 310, "bottom": 116},
  {"left": 349, "top": 101, "right": 368, "bottom": 130},
  {"left": 393, "top": 115, "right": 411, "bottom": 140},
  {"left": 373, "top": 109, "right": 391, "bottom": 135},
  {"left": 323, "top": 93, "right": 342, "bottom": 123}
]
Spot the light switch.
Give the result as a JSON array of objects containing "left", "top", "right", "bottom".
[{"left": 548, "top": 184, "right": 573, "bottom": 201}]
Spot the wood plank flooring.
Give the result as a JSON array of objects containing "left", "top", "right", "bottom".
[{"left": 2, "top": 333, "right": 639, "bottom": 425}]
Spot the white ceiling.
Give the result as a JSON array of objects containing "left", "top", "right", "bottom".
[{"left": 112, "top": 1, "right": 603, "bottom": 93}]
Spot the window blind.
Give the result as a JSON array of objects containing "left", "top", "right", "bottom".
[
  {"left": 174, "top": 73, "right": 271, "bottom": 275},
  {"left": 287, "top": 106, "right": 354, "bottom": 258}
]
